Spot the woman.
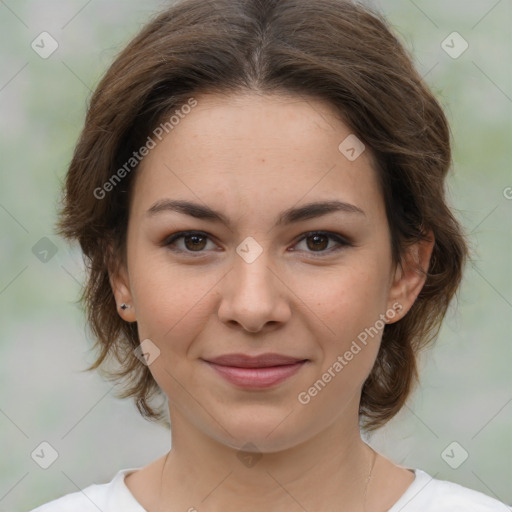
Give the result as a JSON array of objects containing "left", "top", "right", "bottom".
[{"left": 31, "top": 0, "right": 508, "bottom": 510}]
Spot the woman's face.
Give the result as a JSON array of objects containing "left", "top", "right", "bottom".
[{"left": 112, "top": 92, "right": 427, "bottom": 452}]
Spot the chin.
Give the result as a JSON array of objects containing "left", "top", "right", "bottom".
[{"left": 208, "top": 409, "right": 311, "bottom": 454}]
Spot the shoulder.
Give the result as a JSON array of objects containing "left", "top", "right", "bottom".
[
  {"left": 390, "top": 469, "right": 511, "bottom": 512},
  {"left": 29, "top": 482, "right": 110, "bottom": 512},
  {"left": 29, "top": 468, "right": 143, "bottom": 512},
  {"left": 30, "top": 489, "right": 102, "bottom": 512}
]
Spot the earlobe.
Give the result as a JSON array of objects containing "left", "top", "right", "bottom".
[
  {"left": 108, "top": 254, "right": 137, "bottom": 323},
  {"left": 386, "top": 230, "right": 435, "bottom": 323}
]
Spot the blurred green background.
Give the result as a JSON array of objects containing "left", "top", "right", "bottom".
[{"left": 0, "top": 0, "right": 511, "bottom": 510}]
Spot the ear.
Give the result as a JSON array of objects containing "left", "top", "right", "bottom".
[
  {"left": 386, "top": 230, "right": 435, "bottom": 323},
  {"left": 107, "top": 245, "right": 137, "bottom": 323}
]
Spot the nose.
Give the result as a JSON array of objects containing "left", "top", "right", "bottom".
[{"left": 217, "top": 248, "right": 291, "bottom": 333}]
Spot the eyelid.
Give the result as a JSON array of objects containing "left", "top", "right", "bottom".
[
  {"left": 162, "top": 230, "right": 352, "bottom": 256},
  {"left": 292, "top": 231, "right": 352, "bottom": 254}
]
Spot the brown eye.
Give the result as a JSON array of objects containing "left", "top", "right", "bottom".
[
  {"left": 183, "top": 234, "right": 207, "bottom": 251},
  {"left": 306, "top": 233, "right": 329, "bottom": 251},
  {"left": 163, "top": 231, "right": 215, "bottom": 254},
  {"left": 293, "top": 231, "right": 351, "bottom": 255}
]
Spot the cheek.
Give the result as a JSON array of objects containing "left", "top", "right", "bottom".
[
  {"left": 129, "top": 250, "right": 213, "bottom": 351},
  {"left": 296, "top": 260, "right": 391, "bottom": 390},
  {"left": 129, "top": 259, "right": 216, "bottom": 394},
  {"left": 300, "top": 260, "right": 390, "bottom": 336},
  {"left": 293, "top": 268, "right": 388, "bottom": 418}
]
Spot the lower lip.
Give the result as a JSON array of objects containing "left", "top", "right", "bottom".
[{"left": 205, "top": 361, "right": 307, "bottom": 389}]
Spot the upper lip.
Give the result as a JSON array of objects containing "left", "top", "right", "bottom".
[{"left": 203, "top": 353, "right": 308, "bottom": 368}]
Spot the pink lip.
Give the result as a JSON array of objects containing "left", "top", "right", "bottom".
[{"left": 202, "top": 353, "right": 308, "bottom": 389}]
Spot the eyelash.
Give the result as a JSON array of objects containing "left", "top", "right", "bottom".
[{"left": 161, "top": 230, "right": 352, "bottom": 258}]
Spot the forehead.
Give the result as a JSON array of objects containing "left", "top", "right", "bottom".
[
  {"left": 131, "top": 92, "right": 383, "bottom": 222},
  {"left": 155, "top": 92, "right": 354, "bottom": 165}
]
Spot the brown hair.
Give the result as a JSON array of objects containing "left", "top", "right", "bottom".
[{"left": 56, "top": 0, "right": 468, "bottom": 430}]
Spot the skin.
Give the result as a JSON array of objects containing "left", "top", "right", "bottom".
[{"left": 110, "top": 92, "right": 434, "bottom": 512}]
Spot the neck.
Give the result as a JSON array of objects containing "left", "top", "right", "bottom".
[{"left": 159, "top": 400, "right": 375, "bottom": 512}]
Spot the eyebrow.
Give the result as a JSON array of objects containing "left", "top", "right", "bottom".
[{"left": 145, "top": 198, "right": 365, "bottom": 227}]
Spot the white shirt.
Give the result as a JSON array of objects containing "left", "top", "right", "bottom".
[{"left": 30, "top": 467, "right": 510, "bottom": 511}]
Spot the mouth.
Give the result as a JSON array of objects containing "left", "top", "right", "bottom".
[{"left": 201, "top": 353, "right": 309, "bottom": 389}]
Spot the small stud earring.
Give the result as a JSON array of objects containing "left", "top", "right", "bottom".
[{"left": 120, "top": 303, "right": 131, "bottom": 310}]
